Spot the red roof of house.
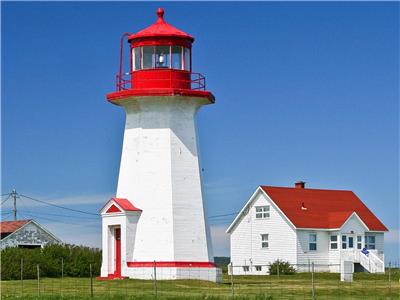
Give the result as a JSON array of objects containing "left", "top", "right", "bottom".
[
  {"left": 0, "top": 220, "right": 31, "bottom": 234},
  {"left": 111, "top": 198, "right": 142, "bottom": 212},
  {"left": 260, "top": 186, "right": 388, "bottom": 231},
  {"left": 128, "top": 8, "right": 193, "bottom": 42}
]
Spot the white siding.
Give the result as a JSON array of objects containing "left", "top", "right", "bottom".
[
  {"left": 374, "top": 233, "right": 384, "bottom": 252},
  {"left": 230, "top": 189, "right": 297, "bottom": 275},
  {"left": 296, "top": 230, "right": 330, "bottom": 271}
]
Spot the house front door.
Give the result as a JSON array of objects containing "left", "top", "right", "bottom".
[
  {"left": 348, "top": 236, "right": 354, "bottom": 249},
  {"left": 114, "top": 227, "right": 121, "bottom": 276}
]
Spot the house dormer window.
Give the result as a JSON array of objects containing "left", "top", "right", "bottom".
[{"left": 255, "top": 206, "right": 270, "bottom": 219}]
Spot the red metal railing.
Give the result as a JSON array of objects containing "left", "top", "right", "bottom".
[{"left": 116, "top": 71, "right": 206, "bottom": 92}]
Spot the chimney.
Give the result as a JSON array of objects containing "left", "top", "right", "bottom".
[{"left": 295, "top": 181, "right": 305, "bottom": 189}]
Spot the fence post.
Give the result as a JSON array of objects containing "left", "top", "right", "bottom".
[
  {"left": 20, "top": 258, "right": 24, "bottom": 296},
  {"left": 61, "top": 257, "right": 64, "bottom": 297},
  {"left": 277, "top": 261, "right": 280, "bottom": 279},
  {"left": 90, "top": 263, "right": 94, "bottom": 298},
  {"left": 388, "top": 261, "right": 391, "bottom": 295},
  {"left": 37, "top": 264, "right": 40, "bottom": 297},
  {"left": 229, "top": 263, "right": 234, "bottom": 298},
  {"left": 153, "top": 260, "right": 157, "bottom": 298},
  {"left": 311, "top": 262, "right": 315, "bottom": 300}
]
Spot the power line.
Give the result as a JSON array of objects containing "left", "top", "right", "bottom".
[
  {"left": 1, "top": 193, "right": 11, "bottom": 197},
  {"left": 21, "top": 211, "right": 100, "bottom": 227},
  {"left": 19, "top": 194, "right": 99, "bottom": 216},
  {"left": 208, "top": 212, "right": 239, "bottom": 219},
  {"left": 18, "top": 209, "right": 99, "bottom": 220},
  {"left": 1, "top": 194, "right": 11, "bottom": 205}
]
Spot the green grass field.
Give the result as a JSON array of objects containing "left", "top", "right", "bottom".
[{"left": 1, "top": 272, "right": 399, "bottom": 299}]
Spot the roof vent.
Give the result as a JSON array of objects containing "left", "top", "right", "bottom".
[
  {"left": 301, "top": 202, "right": 307, "bottom": 211},
  {"left": 295, "top": 181, "right": 306, "bottom": 189}
]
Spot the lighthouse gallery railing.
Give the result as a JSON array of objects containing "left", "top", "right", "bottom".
[{"left": 116, "top": 70, "right": 206, "bottom": 92}]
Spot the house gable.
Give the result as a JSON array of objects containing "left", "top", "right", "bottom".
[
  {"left": 229, "top": 187, "right": 297, "bottom": 267},
  {"left": 226, "top": 187, "right": 296, "bottom": 234},
  {"left": 0, "top": 220, "right": 61, "bottom": 249},
  {"left": 340, "top": 212, "right": 369, "bottom": 234}
]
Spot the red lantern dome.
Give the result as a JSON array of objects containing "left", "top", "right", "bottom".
[{"left": 107, "top": 8, "right": 214, "bottom": 103}]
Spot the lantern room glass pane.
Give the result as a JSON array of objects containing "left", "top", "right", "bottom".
[
  {"left": 171, "top": 46, "right": 182, "bottom": 70},
  {"left": 133, "top": 47, "right": 141, "bottom": 71},
  {"left": 155, "top": 46, "right": 170, "bottom": 68},
  {"left": 184, "top": 47, "right": 191, "bottom": 71},
  {"left": 142, "top": 46, "right": 155, "bottom": 69}
]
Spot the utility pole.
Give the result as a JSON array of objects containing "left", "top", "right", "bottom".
[{"left": 12, "top": 189, "right": 17, "bottom": 221}]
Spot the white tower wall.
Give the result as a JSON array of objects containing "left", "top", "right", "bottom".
[{"left": 116, "top": 96, "right": 213, "bottom": 263}]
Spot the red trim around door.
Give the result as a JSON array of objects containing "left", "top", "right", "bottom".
[{"left": 114, "top": 228, "right": 121, "bottom": 276}]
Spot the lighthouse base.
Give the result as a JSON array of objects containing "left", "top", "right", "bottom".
[{"left": 123, "top": 263, "right": 222, "bottom": 283}]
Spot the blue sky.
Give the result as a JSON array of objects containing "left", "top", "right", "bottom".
[{"left": 2, "top": 2, "right": 399, "bottom": 261}]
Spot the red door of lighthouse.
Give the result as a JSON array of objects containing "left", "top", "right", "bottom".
[{"left": 114, "top": 227, "right": 121, "bottom": 276}]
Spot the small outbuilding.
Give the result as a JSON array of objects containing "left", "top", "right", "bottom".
[{"left": 0, "top": 219, "right": 61, "bottom": 250}]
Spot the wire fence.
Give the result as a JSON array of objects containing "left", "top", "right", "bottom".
[{"left": 1, "top": 260, "right": 399, "bottom": 299}]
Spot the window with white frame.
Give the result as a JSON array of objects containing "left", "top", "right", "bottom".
[
  {"left": 255, "top": 266, "right": 262, "bottom": 271},
  {"left": 342, "top": 235, "right": 347, "bottom": 249},
  {"left": 243, "top": 266, "right": 249, "bottom": 272},
  {"left": 365, "top": 235, "right": 376, "bottom": 249},
  {"left": 309, "top": 233, "right": 317, "bottom": 251},
  {"left": 255, "top": 206, "right": 270, "bottom": 219},
  {"left": 330, "top": 235, "right": 338, "bottom": 250},
  {"left": 261, "top": 234, "right": 269, "bottom": 248},
  {"left": 357, "top": 236, "right": 363, "bottom": 249}
]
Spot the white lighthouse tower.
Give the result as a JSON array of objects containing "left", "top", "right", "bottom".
[{"left": 99, "top": 8, "right": 221, "bottom": 282}]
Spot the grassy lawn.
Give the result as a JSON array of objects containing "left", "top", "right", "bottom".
[{"left": 1, "top": 272, "right": 399, "bottom": 299}]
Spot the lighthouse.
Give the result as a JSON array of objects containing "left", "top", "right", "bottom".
[{"left": 99, "top": 8, "right": 221, "bottom": 282}]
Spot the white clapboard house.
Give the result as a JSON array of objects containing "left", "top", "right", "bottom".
[{"left": 227, "top": 182, "right": 388, "bottom": 275}]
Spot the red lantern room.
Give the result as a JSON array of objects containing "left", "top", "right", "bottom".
[{"left": 107, "top": 8, "right": 214, "bottom": 103}]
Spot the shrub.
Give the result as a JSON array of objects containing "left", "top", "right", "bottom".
[
  {"left": 268, "top": 260, "right": 296, "bottom": 275},
  {"left": 0, "top": 244, "right": 101, "bottom": 280}
]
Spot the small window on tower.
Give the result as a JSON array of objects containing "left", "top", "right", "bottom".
[
  {"left": 133, "top": 47, "right": 141, "bottom": 71},
  {"left": 171, "top": 46, "right": 183, "bottom": 70},
  {"left": 155, "top": 46, "right": 170, "bottom": 68},
  {"left": 142, "top": 46, "right": 155, "bottom": 69},
  {"left": 184, "top": 47, "right": 191, "bottom": 71}
]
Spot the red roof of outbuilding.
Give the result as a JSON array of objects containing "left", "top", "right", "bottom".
[
  {"left": 111, "top": 198, "right": 142, "bottom": 212},
  {"left": 128, "top": 8, "right": 194, "bottom": 42},
  {"left": 260, "top": 186, "right": 388, "bottom": 231},
  {"left": 0, "top": 220, "right": 31, "bottom": 234}
]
